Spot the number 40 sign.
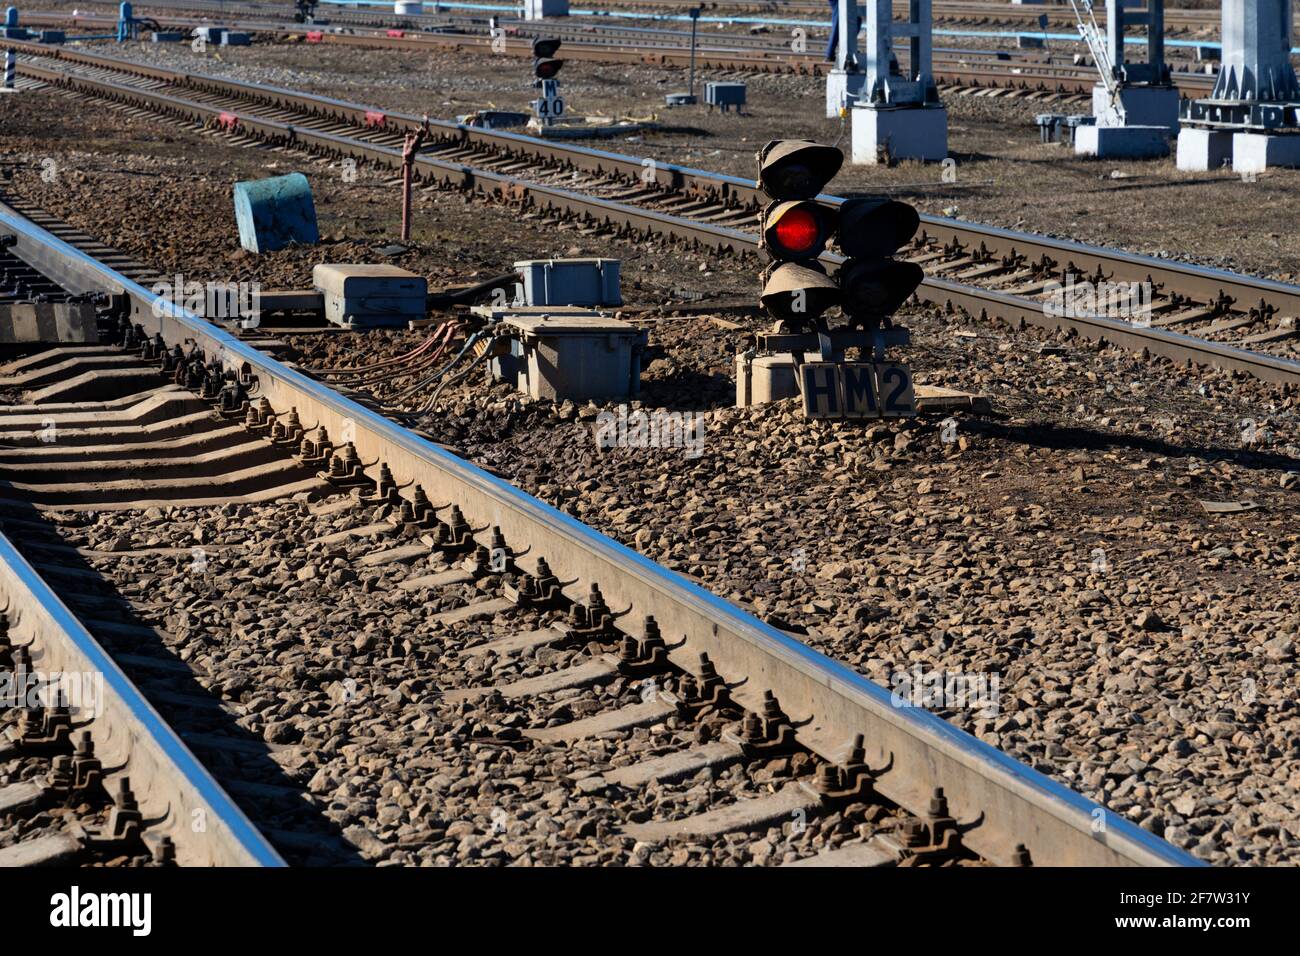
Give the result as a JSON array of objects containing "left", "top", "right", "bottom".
[{"left": 798, "top": 362, "right": 916, "bottom": 419}]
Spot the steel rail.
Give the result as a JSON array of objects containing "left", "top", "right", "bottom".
[
  {"left": 11, "top": 41, "right": 1299, "bottom": 387},
  {"left": 0, "top": 531, "right": 284, "bottom": 866},
  {"left": 0, "top": 197, "right": 1198, "bottom": 867}
]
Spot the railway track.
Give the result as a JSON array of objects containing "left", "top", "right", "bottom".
[
  {"left": 21, "top": 0, "right": 1233, "bottom": 36},
  {"left": 17, "top": 4, "right": 1217, "bottom": 100},
  {"left": 4, "top": 39, "right": 1296, "bottom": 390},
  {"left": 0, "top": 530, "right": 284, "bottom": 866},
  {"left": 0, "top": 196, "right": 1203, "bottom": 867}
]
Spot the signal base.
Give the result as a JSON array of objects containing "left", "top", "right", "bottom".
[
  {"left": 735, "top": 353, "right": 802, "bottom": 407},
  {"left": 850, "top": 104, "right": 948, "bottom": 165},
  {"left": 825, "top": 69, "right": 867, "bottom": 119}
]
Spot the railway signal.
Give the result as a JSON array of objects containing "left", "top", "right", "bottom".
[
  {"left": 752, "top": 139, "right": 924, "bottom": 419},
  {"left": 755, "top": 140, "right": 922, "bottom": 330},
  {"left": 531, "top": 37, "right": 565, "bottom": 126},
  {"left": 531, "top": 37, "right": 564, "bottom": 74},
  {"left": 756, "top": 140, "right": 842, "bottom": 327}
]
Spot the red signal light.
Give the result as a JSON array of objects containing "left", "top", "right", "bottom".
[
  {"left": 773, "top": 206, "right": 820, "bottom": 255},
  {"left": 533, "top": 57, "right": 564, "bottom": 80}
]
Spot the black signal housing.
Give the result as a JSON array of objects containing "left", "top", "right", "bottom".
[
  {"left": 531, "top": 37, "right": 562, "bottom": 58},
  {"left": 754, "top": 139, "right": 923, "bottom": 332},
  {"left": 756, "top": 140, "right": 843, "bottom": 201}
]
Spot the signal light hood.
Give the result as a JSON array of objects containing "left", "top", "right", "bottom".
[
  {"left": 760, "top": 262, "right": 841, "bottom": 324},
  {"left": 531, "top": 37, "right": 562, "bottom": 58},
  {"left": 756, "top": 140, "right": 843, "bottom": 201}
]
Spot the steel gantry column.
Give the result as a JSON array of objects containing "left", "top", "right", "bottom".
[
  {"left": 1088, "top": 0, "right": 1177, "bottom": 131},
  {"left": 864, "top": 0, "right": 938, "bottom": 106},
  {"left": 825, "top": 0, "right": 865, "bottom": 117},
  {"left": 1210, "top": 0, "right": 1300, "bottom": 110},
  {"left": 1107, "top": 0, "right": 1169, "bottom": 86},
  {"left": 1178, "top": 0, "right": 1300, "bottom": 171},
  {"left": 850, "top": 0, "right": 947, "bottom": 164}
]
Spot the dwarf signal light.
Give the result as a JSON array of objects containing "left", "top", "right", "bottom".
[
  {"left": 533, "top": 57, "right": 564, "bottom": 80},
  {"left": 531, "top": 37, "right": 562, "bottom": 58},
  {"left": 756, "top": 140, "right": 843, "bottom": 200}
]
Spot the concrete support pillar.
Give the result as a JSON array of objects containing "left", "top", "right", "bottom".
[
  {"left": 522, "top": 0, "right": 569, "bottom": 20},
  {"left": 1175, "top": 128, "right": 1234, "bottom": 170}
]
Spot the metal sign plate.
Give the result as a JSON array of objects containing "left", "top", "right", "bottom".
[{"left": 798, "top": 362, "right": 916, "bottom": 419}]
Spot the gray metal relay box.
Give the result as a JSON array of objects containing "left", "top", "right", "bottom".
[
  {"left": 705, "top": 82, "right": 747, "bottom": 111},
  {"left": 312, "top": 264, "right": 427, "bottom": 329},
  {"left": 477, "top": 307, "right": 645, "bottom": 402},
  {"left": 513, "top": 258, "right": 622, "bottom": 308}
]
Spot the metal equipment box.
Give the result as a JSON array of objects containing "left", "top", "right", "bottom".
[
  {"left": 312, "top": 264, "right": 428, "bottom": 329},
  {"left": 1036, "top": 113, "right": 1065, "bottom": 143},
  {"left": 487, "top": 309, "right": 645, "bottom": 401},
  {"left": 523, "top": 0, "right": 570, "bottom": 19},
  {"left": 233, "top": 173, "right": 319, "bottom": 254},
  {"left": 705, "top": 81, "right": 747, "bottom": 112},
  {"left": 514, "top": 258, "right": 621, "bottom": 307}
]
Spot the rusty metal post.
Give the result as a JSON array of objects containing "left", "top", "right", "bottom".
[
  {"left": 687, "top": 7, "right": 700, "bottom": 102},
  {"left": 401, "top": 117, "right": 430, "bottom": 243}
]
